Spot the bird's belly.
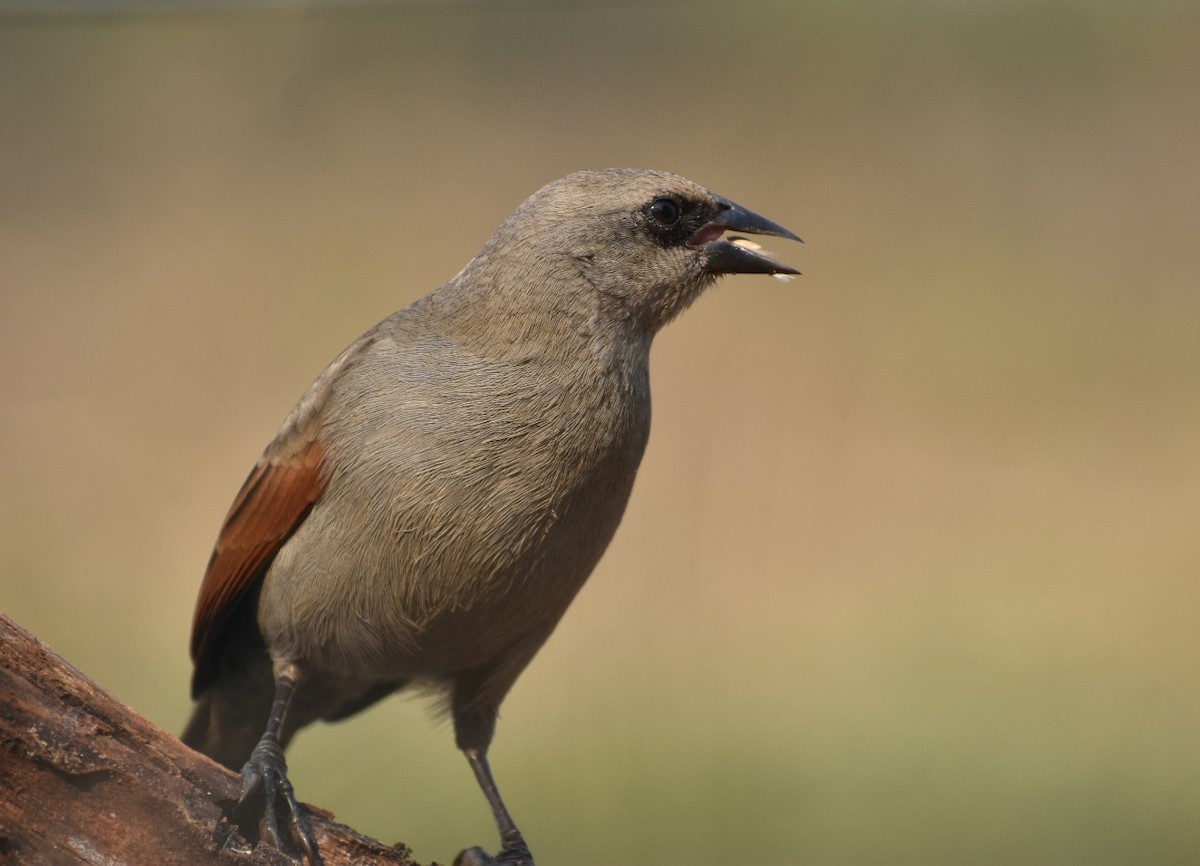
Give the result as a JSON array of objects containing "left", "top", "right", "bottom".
[{"left": 257, "top": 434, "right": 642, "bottom": 682}]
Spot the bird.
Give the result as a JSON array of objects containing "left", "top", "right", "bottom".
[{"left": 182, "top": 167, "right": 801, "bottom": 865}]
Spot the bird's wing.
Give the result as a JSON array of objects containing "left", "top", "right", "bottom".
[
  {"left": 188, "top": 332, "right": 381, "bottom": 697},
  {"left": 188, "top": 434, "right": 328, "bottom": 697}
]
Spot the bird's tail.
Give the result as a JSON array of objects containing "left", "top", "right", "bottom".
[{"left": 181, "top": 663, "right": 275, "bottom": 771}]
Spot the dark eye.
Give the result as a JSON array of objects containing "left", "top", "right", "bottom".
[{"left": 648, "top": 197, "right": 681, "bottom": 226}]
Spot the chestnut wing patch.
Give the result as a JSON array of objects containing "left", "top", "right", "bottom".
[{"left": 189, "top": 438, "right": 328, "bottom": 696}]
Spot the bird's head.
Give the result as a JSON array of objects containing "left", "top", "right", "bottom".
[{"left": 477, "top": 168, "right": 801, "bottom": 336}]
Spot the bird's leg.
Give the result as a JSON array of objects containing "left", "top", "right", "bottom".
[
  {"left": 236, "top": 662, "right": 318, "bottom": 864},
  {"left": 451, "top": 669, "right": 534, "bottom": 866},
  {"left": 454, "top": 746, "right": 534, "bottom": 866}
]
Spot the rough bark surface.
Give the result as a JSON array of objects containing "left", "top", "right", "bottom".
[{"left": 0, "top": 611, "right": 425, "bottom": 866}]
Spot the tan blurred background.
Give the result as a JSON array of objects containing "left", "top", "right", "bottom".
[{"left": 2, "top": 1, "right": 1198, "bottom": 863}]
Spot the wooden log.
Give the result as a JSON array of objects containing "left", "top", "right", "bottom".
[{"left": 0, "top": 611, "right": 424, "bottom": 866}]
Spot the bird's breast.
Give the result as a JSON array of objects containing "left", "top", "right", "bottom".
[{"left": 258, "top": 347, "right": 651, "bottom": 679}]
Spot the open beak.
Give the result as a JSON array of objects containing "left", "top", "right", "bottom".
[{"left": 689, "top": 199, "right": 802, "bottom": 276}]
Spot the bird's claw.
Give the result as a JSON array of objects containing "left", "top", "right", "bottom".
[{"left": 236, "top": 736, "right": 319, "bottom": 864}]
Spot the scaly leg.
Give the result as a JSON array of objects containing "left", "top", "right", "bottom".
[
  {"left": 236, "top": 663, "right": 318, "bottom": 863},
  {"left": 454, "top": 746, "right": 534, "bottom": 866}
]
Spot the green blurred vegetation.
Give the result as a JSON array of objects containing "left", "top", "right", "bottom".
[{"left": 2, "top": 1, "right": 1198, "bottom": 864}]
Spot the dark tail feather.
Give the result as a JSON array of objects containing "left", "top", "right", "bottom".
[
  {"left": 180, "top": 692, "right": 214, "bottom": 756},
  {"left": 181, "top": 662, "right": 275, "bottom": 771},
  {"left": 181, "top": 666, "right": 407, "bottom": 771}
]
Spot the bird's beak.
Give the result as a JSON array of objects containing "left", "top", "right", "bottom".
[{"left": 689, "top": 200, "right": 802, "bottom": 276}]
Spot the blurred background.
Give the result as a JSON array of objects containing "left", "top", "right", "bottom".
[{"left": 2, "top": 1, "right": 1198, "bottom": 863}]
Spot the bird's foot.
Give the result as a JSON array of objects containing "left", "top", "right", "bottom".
[
  {"left": 453, "top": 840, "right": 534, "bottom": 866},
  {"left": 234, "top": 735, "right": 319, "bottom": 864}
]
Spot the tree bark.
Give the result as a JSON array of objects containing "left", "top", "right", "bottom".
[{"left": 0, "top": 611, "right": 424, "bottom": 866}]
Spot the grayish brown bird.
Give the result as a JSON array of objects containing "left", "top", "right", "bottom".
[{"left": 182, "top": 168, "right": 800, "bottom": 865}]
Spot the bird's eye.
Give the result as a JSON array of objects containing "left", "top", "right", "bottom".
[{"left": 648, "top": 197, "right": 681, "bottom": 227}]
